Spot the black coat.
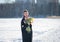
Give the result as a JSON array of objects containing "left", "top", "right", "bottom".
[{"left": 21, "top": 17, "right": 32, "bottom": 42}]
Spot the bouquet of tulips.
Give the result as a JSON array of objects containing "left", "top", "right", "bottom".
[
  {"left": 25, "top": 18, "right": 34, "bottom": 25},
  {"left": 25, "top": 18, "right": 34, "bottom": 33}
]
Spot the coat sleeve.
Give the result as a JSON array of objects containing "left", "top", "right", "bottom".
[{"left": 21, "top": 19, "right": 24, "bottom": 30}]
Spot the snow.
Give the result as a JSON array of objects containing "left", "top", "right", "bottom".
[{"left": 0, "top": 18, "right": 60, "bottom": 42}]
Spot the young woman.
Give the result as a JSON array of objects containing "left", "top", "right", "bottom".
[{"left": 21, "top": 10, "right": 32, "bottom": 42}]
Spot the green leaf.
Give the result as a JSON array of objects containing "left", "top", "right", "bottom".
[{"left": 26, "top": 26, "right": 31, "bottom": 33}]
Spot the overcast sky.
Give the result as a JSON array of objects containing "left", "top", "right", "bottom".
[
  {"left": 59, "top": 0, "right": 60, "bottom": 3},
  {"left": 0, "top": 0, "right": 15, "bottom": 3},
  {"left": 0, "top": 0, "right": 60, "bottom": 3}
]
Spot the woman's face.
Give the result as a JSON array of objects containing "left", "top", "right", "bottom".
[{"left": 24, "top": 12, "right": 29, "bottom": 18}]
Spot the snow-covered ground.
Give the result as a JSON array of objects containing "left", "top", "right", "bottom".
[{"left": 0, "top": 18, "right": 60, "bottom": 42}]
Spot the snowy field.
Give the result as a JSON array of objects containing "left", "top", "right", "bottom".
[{"left": 0, "top": 18, "right": 60, "bottom": 42}]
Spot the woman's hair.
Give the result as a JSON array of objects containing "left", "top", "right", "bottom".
[
  {"left": 23, "top": 9, "right": 29, "bottom": 19},
  {"left": 24, "top": 9, "right": 28, "bottom": 12}
]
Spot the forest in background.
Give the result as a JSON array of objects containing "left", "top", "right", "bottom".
[{"left": 0, "top": 0, "right": 59, "bottom": 18}]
